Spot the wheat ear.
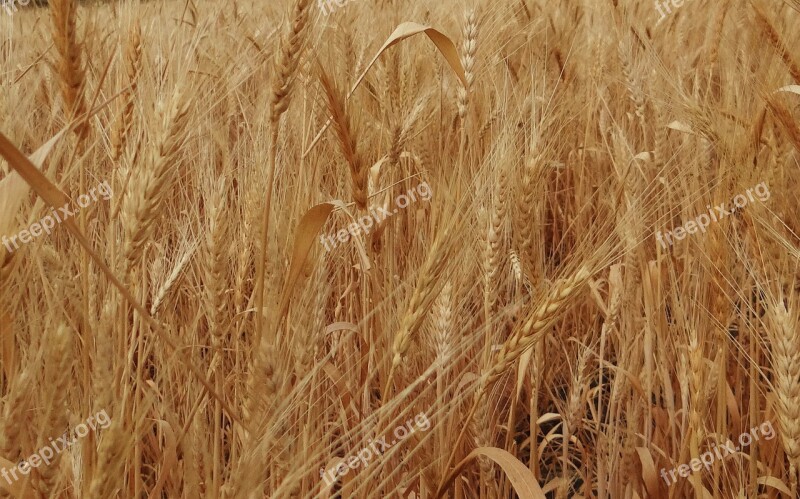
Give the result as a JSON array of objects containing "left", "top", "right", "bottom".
[
  {"left": 517, "top": 156, "right": 542, "bottom": 270},
  {"left": 0, "top": 371, "right": 32, "bottom": 464},
  {"left": 436, "top": 267, "right": 592, "bottom": 497},
  {"left": 483, "top": 267, "right": 592, "bottom": 387},
  {"left": 318, "top": 64, "right": 367, "bottom": 210},
  {"left": 767, "top": 302, "right": 800, "bottom": 495},
  {"left": 233, "top": 345, "right": 281, "bottom": 498},
  {"left": 120, "top": 88, "right": 190, "bottom": 271},
  {"left": 50, "top": 0, "right": 87, "bottom": 138},
  {"left": 34, "top": 325, "right": 72, "bottom": 496},
  {"left": 111, "top": 21, "right": 142, "bottom": 162},
  {"left": 472, "top": 376, "right": 498, "bottom": 497},
  {"left": 766, "top": 96, "right": 800, "bottom": 153},
  {"left": 386, "top": 229, "right": 455, "bottom": 396},
  {"left": 705, "top": 2, "right": 729, "bottom": 68},
  {"left": 94, "top": 300, "right": 117, "bottom": 414},
  {"left": 751, "top": 1, "right": 800, "bottom": 83},
  {"left": 431, "top": 280, "right": 454, "bottom": 370},
  {"left": 561, "top": 344, "right": 591, "bottom": 498},
  {"left": 269, "top": 0, "right": 311, "bottom": 124},
  {"left": 457, "top": 9, "right": 478, "bottom": 122},
  {"left": 88, "top": 419, "right": 130, "bottom": 498},
  {"left": 204, "top": 176, "right": 229, "bottom": 355},
  {"left": 243, "top": 340, "right": 280, "bottom": 427},
  {"left": 483, "top": 199, "right": 504, "bottom": 322}
]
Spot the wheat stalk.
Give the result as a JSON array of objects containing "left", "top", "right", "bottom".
[{"left": 253, "top": 0, "right": 312, "bottom": 345}]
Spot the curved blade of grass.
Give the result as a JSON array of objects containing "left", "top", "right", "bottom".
[
  {"left": 776, "top": 85, "right": 800, "bottom": 95},
  {"left": 634, "top": 447, "right": 661, "bottom": 498},
  {"left": 436, "top": 447, "right": 547, "bottom": 499},
  {"left": 273, "top": 202, "right": 336, "bottom": 342},
  {"left": 302, "top": 22, "right": 467, "bottom": 158},
  {"left": 0, "top": 128, "right": 70, "bottom": 241}
]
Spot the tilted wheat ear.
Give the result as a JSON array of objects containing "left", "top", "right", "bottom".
[
  {"left": 482, "top": 266, "right": 592, "bottom": 388},
  {"left": 436, "top": 266, "right": 593, "bottom": 497},
  {"left": 767, "top": 302, "right": 800, "bottom": 495}
]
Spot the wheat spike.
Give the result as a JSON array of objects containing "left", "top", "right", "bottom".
[
  {"left": 204, "top": 176, "right": 229, "bottom": 352},
  {"left": 318, "top": 65, "right": 367, "bottom": 211},
  {"left": 50, "top": 0, "right": 87, "bottom": 137},
  {"left": 767, "top": 302, "right": 800, "bottom": 494},
  {"left": 430, "top": 280, "right": 454, "bottom": 368},
  {"left": 270, "top": 0, "right": 312, "bottom": 124},
  {"left": 390, "top": 233, "right": 454, "bottom": 371},
  {"left": 457, "top": 9, "right": 478, "bottom": 122},
  {"left": 484, "top": 267, "right": 592, "bottom": 387},
  {"left": 121, "top": 88, "right": 190, "bottom": 270},
  {"left": 751, "top": 1, "right": 800, "bottom": 83},
  {"left": 88, "top": 419, "right": 130, "bottom": 498},
  {"left": 33, "top": 325, "right": 72, "bottom": 497},
  {"left": 111, "top": 21, "right": 142, "bottom": 162},
  {"left": 1, "top": 371, "right": 32, "bottom": 463}
]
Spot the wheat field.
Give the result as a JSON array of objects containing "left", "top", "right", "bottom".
[{"left": 0, "top": 0, "right": 799, "bottom": 497}]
